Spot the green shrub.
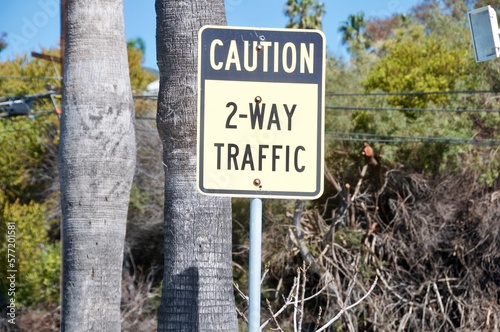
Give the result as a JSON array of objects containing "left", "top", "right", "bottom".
[{"left": 0, "top": 190, "right": 60, "bottom": 307}]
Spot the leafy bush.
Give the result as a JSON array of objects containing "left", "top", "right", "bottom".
[{"left": 0, "top": 190, "right": 60, "bottom": 307}]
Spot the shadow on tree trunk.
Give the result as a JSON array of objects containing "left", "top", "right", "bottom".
[{"left": 157, "top": 267, "right": 199, "bottom": 331}]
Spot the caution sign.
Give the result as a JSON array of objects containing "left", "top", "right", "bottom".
[{"left": 197, "top": 26, "right": 325, "bottom": 199}]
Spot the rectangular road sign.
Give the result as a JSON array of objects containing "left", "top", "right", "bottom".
[{"left": 197, "top": 26, "right": 325, "bottom": 199}]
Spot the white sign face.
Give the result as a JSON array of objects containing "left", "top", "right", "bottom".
[{"left": 197, "top": 26, "right": 325, "bottom": 199}]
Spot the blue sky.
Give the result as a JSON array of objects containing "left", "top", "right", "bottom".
[{"left": 0, "top": 0, "right": 422, "bottom": 70}]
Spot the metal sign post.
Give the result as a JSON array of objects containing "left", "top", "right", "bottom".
[
  {"left": 197, "top": 26, "right": 325, "bottom": 330},
  {"left": 248, "top": 198, "right": 262, "bottom": 332}
]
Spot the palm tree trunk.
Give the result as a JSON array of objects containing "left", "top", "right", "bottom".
[
  {"left": 59, "top": 0, "right": 136, "bottom": 330},
  {"left": 155, "top": 0, "right": 237, "bottom": 330}
]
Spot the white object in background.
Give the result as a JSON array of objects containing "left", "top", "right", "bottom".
[{"left": 468, "top": 5, "right": 500, "bottom": 62}]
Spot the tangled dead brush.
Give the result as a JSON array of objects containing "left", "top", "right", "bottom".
[
  {"left": 370, "top": 170, "right": 500, "bottom": 331},
  {"left": 120, "top": 249, "right": 161, "bottom": 332},
  {"left": 236, "top": 160, "right": 500, "bottom": 331}
]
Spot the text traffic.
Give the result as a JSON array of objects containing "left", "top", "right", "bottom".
[{"left": 213, "top": 100, "right": 306, "bottom": 173}]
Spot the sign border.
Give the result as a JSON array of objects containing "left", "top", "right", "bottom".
[{"left": 197, "top": 25, "right": 325, "bottom": 199}]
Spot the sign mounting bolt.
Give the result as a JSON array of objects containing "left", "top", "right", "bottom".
[
  {"left": 253, "top": 179, "right": 261, "bottom": 187},
  {"left": 254, "top": 96, "right": 262, "bottom": 103}
]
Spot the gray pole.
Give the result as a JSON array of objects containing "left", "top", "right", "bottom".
[{"left": 248, "top": 198, "right": 263, "bottom": 332}]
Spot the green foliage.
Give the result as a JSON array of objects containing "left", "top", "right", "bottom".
[
  {"left": 0, "top": 50, "right": 61, "bottom": 309},
  {"left": 334, "top": 227, "right": 364, "bottom": 248},
  {"left": 363, "top": 24, "right": 469, "bottom": 111},
  {"left": 338, "top": 12, "right": 371, "bottom": 55},
  {"left": 0, "top": 49, "right": 62, "bottom": 97},
  {"left": 285, "top": 0, "right": 325, "bottom": 30},
  {"left": 326, "top": 19, "right": 493, "bottom": 174},
  {"left": 127, "top": 45, "right": 157, "bottom": 93},
  {"left": 466, "top": 144, "right": 500, "bottom": 187},
  {"left": 0, "top": 190, "right": 60, "bottom": 307},
  {"left": 0, "top": 32, "right": 7, "bottom": 53},
  {"left": 127, "top": 37, "right": 146, "bottom": 55},
  {"left": 0, "top": 117, "right": 57, "bottom": 202}
]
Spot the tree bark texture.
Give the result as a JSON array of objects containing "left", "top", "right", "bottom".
[
  {"left": 59, "top": 0, "right": 136, "bottom": 330},
  {"left": 155, "top": 0, "right": 237, "bottom": 330}
]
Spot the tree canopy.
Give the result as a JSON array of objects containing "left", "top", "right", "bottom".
[
  {"left": 363, "top": 24, "right": 469, "bottom": 110},
  {"left": 285, "top": 0, "right": 325, "bottom": 29},
  {"left": 338, "top": 12, "right": 371, "bottom": 55},
  {"left": 0, "top": 33, "right": 7, "bottom": 54}
]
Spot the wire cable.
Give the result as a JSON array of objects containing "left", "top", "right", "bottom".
[
  {"left": 326, "top": 90, "right": 500, "bottom": 97},
  {"left": 2, "top": 74, "right": 500, "bottom": 98},
  {"left": 326, "top": 105, "right": 500, "bottom": 113},
  {"left": 135, "top": 116, "right": 156, "bottom": 120},
  {"left": 133, "top": 95, "right": 157, "bottom": 100},
  {"left": 0, "top": 125, "right": 51, "bottom": 136},
  {"left": 326, "top": 131, "right": 500, "bottom": 146},
  {"left": 0, "top": 75, "right": 62, "bottom": 80}
]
